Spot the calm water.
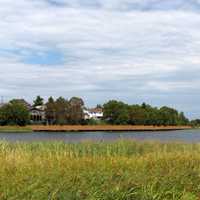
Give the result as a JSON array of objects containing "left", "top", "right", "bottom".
[{"left": 0, "top": 129, "right": 200, "bottom": 142}]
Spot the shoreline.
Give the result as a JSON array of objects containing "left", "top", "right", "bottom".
[
  {"left": 30, "top": 125, "right": 192, "bottom": 132},
  {"left": 0, "top": 125, "right": 192, "bottom": 133}
]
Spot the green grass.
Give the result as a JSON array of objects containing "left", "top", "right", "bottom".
[
  {"left": 0, "top": 126, "right": 32, "bottom": 133},
  {"left": 0, "top": 141, "right": 200, "bottom": 199}
]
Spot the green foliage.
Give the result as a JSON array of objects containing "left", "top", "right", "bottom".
[
  {"left": 178, "top": 112, "right": 189, "bottom": 125},
  {"left": 0, "top": 97, "right": 190, "bottom": 126},
  {"left": 129, "top": 105, "right": 147, "bottom": 125},
  {"left": 190, "top": 119, "right": 200, "bottom": 127},
  {"left": 33, "top": 96, "right": 44, "bottom": 106},
  {"left": 0, "top": 141, "right": 200, "bottom": 199},
  {"left": 103, "top": 100, "right": 129, "bottom": 125},
  {"left": 0, "top": 100, "right": 30, "bottom": 126},
  {"left": 86, "top": 118, "right": 107, "bottom": 125},
  {"left": 103, "top": 100, "right": 189, "bottom": 126},
  {"left": 86, "top": 118, "right": 100, "bottom": 125}
]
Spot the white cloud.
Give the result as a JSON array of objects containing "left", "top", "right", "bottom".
[{"left": 0, "top": 0, "right": 200, "bottom": 117}]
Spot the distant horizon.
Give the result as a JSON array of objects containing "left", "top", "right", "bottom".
[{"left": 0, "top": 0, "right": 200, "bottom": 119}]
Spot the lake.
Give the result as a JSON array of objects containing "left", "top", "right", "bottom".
[{"left": 0, "top": 129, "right": 199, "bottom": 142}]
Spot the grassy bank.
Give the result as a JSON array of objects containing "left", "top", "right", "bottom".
[
  {"left": 0, "top": 141, "right": 200, "bottom": 199},
  {"left": 0, "top": 126, "right": 32, "bottom": 133}
]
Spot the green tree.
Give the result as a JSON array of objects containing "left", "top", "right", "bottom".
[
  {"left": 0, "top": 100, "right": 30, "bottom": 126},
  {"left": 33, "top": 96, "right": 44, "bottom": 107},
  {"left": 142, "top": 104, "right": 161, "bottom": 126},
  {"left": 190, "top": 119, "right": 200, "bottom": 127},
  {"left": 159, "top": 106, "right": 179, "bottom": 126},
  {"left": 178, "top": 112, "right": 189, "bottom": 125},
  {"left": 103, "top": 100, "right": 129, "bottom": 125},
  {"left": 128, "top": 105, "right": 146, "bottom": 125}
]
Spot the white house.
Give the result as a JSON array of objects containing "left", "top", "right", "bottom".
[
  {"left": 84, "top": 108, "right": 103, "bottom": 120},
  {"left": 30, "top": 105, "right": 46, "bottom": 123}
]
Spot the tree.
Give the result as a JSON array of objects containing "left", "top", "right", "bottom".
[
  {"left": 33, "top": 96, "right": 44, "bottom": 107},
  {"left": 55, "top": 97, "right": 69, "bottom": 125},
  {"left": 178, "top": 112, "right": 189, "bottom": 125},
  {"left": 128, "top": 105, "right": 146, "bottom": 125},
  {"left": 191, "top": 119, "right": 200, "bottom": 127},
  {"left": 103, "top": 100, "right": 129, "bottom": 125},
  {"left": 96, "top": 104, "right": 103, "bottom": 109},
  {"left": 68, "top": 97, "right": 84, "bottom": 124},
  {"left": 103, "top": 100, "right": 189, "bottom": 126},
  {"left": 45, "top": 97, "right": 56, "bottom": 125},
  {"left": 159, "top": 106, "right": 179, "bottom": 126},
  {"left": 142, "top": 104, "right": 161, "bottom": 126},
  {"left": 45, "top": 96, "right": 85, "bottom": 125},
  {"left": 0, "top": 100, "right": 30, "bottom": 126},
  {"left": 10, "top": 99, "right": 31, "bottom": 110}
]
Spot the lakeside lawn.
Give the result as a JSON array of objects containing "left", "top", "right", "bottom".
[
  {"left": 0, "top": 141, "right": 200, "bottom": 199},
  {"left": 0, "top": 126, "right": 32, "bottom": 133}
]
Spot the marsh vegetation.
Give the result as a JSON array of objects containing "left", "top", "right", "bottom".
[{"left": 0, "top": 141, "right": 200, "bottom": 199}]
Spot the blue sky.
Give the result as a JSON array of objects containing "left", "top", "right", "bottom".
[{"left": 0, "top": 0, "right": 200, "bottom": 118}]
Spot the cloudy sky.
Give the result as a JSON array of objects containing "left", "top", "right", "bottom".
[{"left": 0, "top": 0, "right": 200, "bottom": 118}]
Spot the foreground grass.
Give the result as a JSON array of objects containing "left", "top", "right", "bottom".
[
  {"left": 0, "top": 126, "right": 33, "bottom": 133},
  {"left": 0, "top": 141, "right": 200, "bottom": 199}
]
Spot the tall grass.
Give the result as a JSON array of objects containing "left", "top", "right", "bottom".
[{"left": 0, "top": 141, "right": 200, "bottom": 199}]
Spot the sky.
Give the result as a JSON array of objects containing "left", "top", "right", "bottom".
[{"left": 0, "top": 0, "right": 200, "bottom": 119}]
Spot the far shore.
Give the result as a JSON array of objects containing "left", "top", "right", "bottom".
[
  {"left": 0, "top": 125, "right": 192, "bottom": 133},
  {"left": 30, "top": 125, "right": 192, "bottom": 132}
]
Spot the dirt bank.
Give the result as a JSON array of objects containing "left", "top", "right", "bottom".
[{"left": 30, "top": 125, "right": 192, "bottom": 132}]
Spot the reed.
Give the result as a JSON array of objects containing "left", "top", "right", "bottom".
[{"left": 0, "top": 141, "right": 200, "bottom": 199}]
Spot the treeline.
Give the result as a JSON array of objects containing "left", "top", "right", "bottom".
[
  {"left": 103, "top": 100, "right": 189, "bottom": 126},
  {"left": 0, "top": 96, "right": 85, "bottom": 126},
  {"left": 0, "top": 96, "right": 193, "bottom": 126}
]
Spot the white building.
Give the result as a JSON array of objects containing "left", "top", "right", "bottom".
[
  {"left": 84, "top": 108, "right": 103, "bottom": 120},
  {"left": 30, "top": 105, "right": 46, "bottom": 123}
]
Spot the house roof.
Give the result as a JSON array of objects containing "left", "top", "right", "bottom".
[
  {"left": 30, "top": 107, "right": 45, "bottom": 112},
  {"left": 87, "top": 108, "right": 103, "bottom": 113},
  {"left": 30, "top": 105, "right": 46, "bottom": 112}
]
